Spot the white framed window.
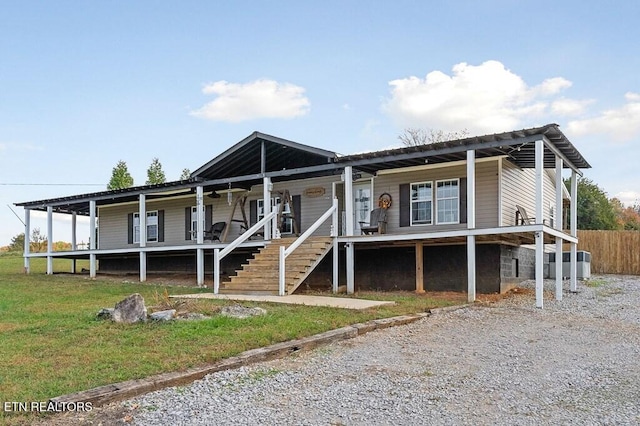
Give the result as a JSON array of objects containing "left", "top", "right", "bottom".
[
  {"left": 410, "top": 182, "right": 433, "bottom": 225},
  {"left": 436, "top": 179, "right": 459, "bottom": 224},
  {"left": 258, "top": 197, "right": 293, "bottom": 234},
  {"left": 133, "top": 211, "right": 158, "bottom": 243}
]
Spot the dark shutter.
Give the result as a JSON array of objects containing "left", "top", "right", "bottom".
[
  {"left": 127, "top": 213, "right": 134, "bottom": 244},
  {"left": 185, "top": 207, "right": 191, "bottom": 240},
  {"left": 249, "top": 200, "right": 257, "bottom": 226},
  {"left": 459, "top": 178, "right": 467, "bottom": 224},
  {"left": 158, "top": 210, "right": 165, "bottom": 242},
  {"left": 205, "top": 205, "right": 213, "bottom": 231},
  {"left": 292, "top": 194, "right": 302, "bottom": 235},
  {"left": 399, "top": 184, "right": 410, "bottom": 227}
]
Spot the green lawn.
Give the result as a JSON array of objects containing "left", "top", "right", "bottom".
[{"left": 0, "top": 254, "right": 465, "bottom": 422}]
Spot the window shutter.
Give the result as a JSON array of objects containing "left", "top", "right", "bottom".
[
  {"left": 158, "top": 210, "right": 165, "bottom": 242},
  {"left": 399, "top": 184, "right": 410, "bottom": 227},
  {"left": 127, "top": 213, "right": 133, "bottom": 244},
  {"left": 185, "top": 207, "right": 191, "bottom": 240},
  {"left": 292, "top": 194, "right": 302, "bottom": 234},
  {"left": 249, "top": 200, "right": 257, "bottom": 226},
  {"left": 459, "top": 178, "right": 467, "bottom": 224},
  {"left": 205, "top": 205, "right": 213, "bottom": 231}
]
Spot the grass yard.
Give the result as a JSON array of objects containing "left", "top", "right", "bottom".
[{"left": 0, "top": 254, "right": 465, "bottom": 423}]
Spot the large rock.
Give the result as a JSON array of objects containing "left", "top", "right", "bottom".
[
  {"left": 96, "top": 308, "right": 114, "bottom": 320},
  {"left": 112, "top": 293, "right": 147, "bottom": 323},
  {"left": 221, "top": 305, "right": 267, "bottom": 319}
]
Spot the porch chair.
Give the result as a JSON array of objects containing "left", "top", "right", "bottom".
[
  {"left": 515, "top": 205, "right": 535, "bottom": 225},
  {"left": 359, "top": 208, "right": 388, "bottom": 235},
  {"left": 203, "top": 222, "right": 226, "bottom": 241}
]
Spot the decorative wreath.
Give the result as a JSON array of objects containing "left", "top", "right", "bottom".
[{"left": 378, "top": 192, "right": 392, "bottom": 209}]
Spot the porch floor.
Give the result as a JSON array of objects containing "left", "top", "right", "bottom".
[{"left": 171, "top": 293, "right": 395, "bottom": 310}]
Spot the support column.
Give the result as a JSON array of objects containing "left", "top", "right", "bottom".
[
  {"left": 263, "top": 177, "right": 272, "bottom": 241},
  {"left": 415, "top": 242, "right": 424, "bottom": 294},
  {"left": 71, "top": 212, "right": 77, "bottom": 274},
  {"left": 332, "top": 198, "right": 339, "bottom": 293},
  {"left": 139, "top": 194, "right": 147, "bottom": 283},
  {"left": 24, "top": 208, "right": 31, "bottom": 274},
  {"left": 467, "top": 150, "right": 476, "bottom": 302},
  {"left": 570, "top": 170, "right": 578, "bottom": 292},
  {"left": 196, "top": 186, "right": 204, "bottom": 286},
  {"left": 346, "top": 242, "right": 355, "bottom": 294},
  {"left": 535, "top": 139, "right": 544, "bottom": 308},
  {"left": 89, "top": 200, "right": 96, "bottom": 278},
  {"left": 555, "top": 156, "right": 564, "bottom": 300},
  {"left": 46, "top": 206, "right": 53, "bottom": 275}
]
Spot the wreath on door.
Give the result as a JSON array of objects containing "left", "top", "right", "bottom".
[{"left": 378, "top": 192, "right": 392, "bottom": 209}]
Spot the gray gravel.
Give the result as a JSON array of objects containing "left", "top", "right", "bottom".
[{"left": 125, "top": 275, "right": 640, "bottom": 425}]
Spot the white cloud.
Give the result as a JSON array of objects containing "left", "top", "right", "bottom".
[
  {"left": 566, "top": 92, "right": 640, "bottom": 142},
  {"left": 383, "top": 60, "right": 581, "bottom": 134},
  {"left": 613, "top": 190, "right": 640, "bottom": 207},
  {"left": 0, "top": 142, "right": 43, "bottom": 152},
  {"left": 190, "top": 79, "right": 310, "bottom": 122},
  {"left": 551, "top": 98, "right": 594, "bottom": 116}
]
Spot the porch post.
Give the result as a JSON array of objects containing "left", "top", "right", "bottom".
[
  {"left": 344, "top": 166, "right": 355, "bottom": 294},
  {"left": 89, "top": 200, "right": 96, "bottom": 278},
  {"left": 332, "top": 198, "right": 339, "bottom": 293},
  {"left": 46, "top": 206, "right": 53, "bottom": 275},
  {"left": 535, "top": 139, "right": 544, "bottom": 308},
  {"left": 555, "top": 156, "right": 564, "bottom": 300},
  {"left": 71, "top": 211, "right": 77, "bottom": 273},
  {"left": 467, "top": 149, "right": 476, "bottom": 303},
  {"left": 570, "top": 170, "right": 578, "bottom": 292},
  {"left": 24, "top": 208, "right": 31, "bottom": 274},
  {"left": 263, "top": 177, "right": 272, "bottom": 241},
  {"left": 196, "top": 186, "right": 204, "bottom": 286},
  {"left": 139, "top": 194, "right": 147, "bottom": 283},
  {"left": 415, "top": 242, "right": 424, "bottom": 294}
]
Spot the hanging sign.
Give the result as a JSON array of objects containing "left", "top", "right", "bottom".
[{"left": 304, "top": 187, "right": 326, "bottom": 198}]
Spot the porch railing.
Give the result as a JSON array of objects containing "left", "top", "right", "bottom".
[
  {"left": 278, "top": 198, "right": 338, "bottom": 296},
  {"left": 213, "top": 210, "right": 278, "bottom": 294}
]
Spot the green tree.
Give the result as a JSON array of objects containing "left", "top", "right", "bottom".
[
  {"left": 146, "top": 157, "right": 166, "bottom": 185},
  {"left": 180, "top": 168, "right": 191, "bottom": 180},
  {"left": 566, "top": 177, "right": 618, "bottom": 230},
  {"left": 8, "top": 233, "right": 25, "bottom": 253},
  {"left": 107, "top": 160, "right": 134, "bottom": 190}
]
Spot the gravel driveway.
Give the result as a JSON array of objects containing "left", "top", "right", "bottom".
[{"left": 46, "top": 275, "right": 640, "bottom": 425}]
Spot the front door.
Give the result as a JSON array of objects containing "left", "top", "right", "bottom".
[{"left": 353, "top": 182, "right": 372, "bottom": 235}]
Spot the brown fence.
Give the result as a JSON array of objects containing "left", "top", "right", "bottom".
[{"left": 576, "top": 230, "right": 640, "bottom": 275}]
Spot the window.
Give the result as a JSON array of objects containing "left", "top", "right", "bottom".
[
  {"left": 410, "top": 182, "right": 432, "bottom": 225},
  {"left": 258, "top": 197, "right": 293, "bottom": 234},
  {"left": 436, "top": 179, "right": 459, "bottom": 224},
  {"left": 133, "top": 211, "right": 158, "bottom": 243}
]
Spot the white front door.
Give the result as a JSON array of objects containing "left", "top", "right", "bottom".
[{"left": 353, "top": 182, "right": 372, "bottom": 234}]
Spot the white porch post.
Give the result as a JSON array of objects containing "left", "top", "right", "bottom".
[
  {"left": 570, "top": 170, "right": 578, "bottom": 292},
  {"left": 196, "top": 186, "right": 204, "bottom": 286},
  {"left": 71, "top": 211, "right": 77, "bottom": 273},
  {"left": 344, "top": 166, "right": 355, "bottom": 294},
  {"left": 89, "top": 200, "right": 96, "bottom": 278},
  {"left": 213, "top": 248, "right": 220, "bottom": 294},
  {"left": 331, "top": 198, "right": 339, "bottom": 293},
  {"left": 139, "top": 194, "right": 147, "bottom": 283},
  {"left": 263, "top": 177, "right": 272, "bottom": 241},
  {"left": 46, "top": 206, "right": 53, "bottom": 275},
  {"left": 555, "top": 156, "right": 564, "bottom": 300},
  {"left": 467, "top": 149, "right": 476, "bottom": 303},
  {"left": 24, "top": 208, "right": 31, "bottom": 274},
  {"left": 535, "top": 139, "right": 544, "bottom": 308}
]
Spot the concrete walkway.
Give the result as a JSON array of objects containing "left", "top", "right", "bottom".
[{"left": 172, "top": 293, "right": 395, "bottom": 310}]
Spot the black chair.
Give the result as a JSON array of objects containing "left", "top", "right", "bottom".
[{"left": 204, "top": 222, "right": 226, "bottom": 241}]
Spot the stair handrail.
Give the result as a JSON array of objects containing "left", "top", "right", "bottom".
[
  {"left": 279, "top": 198, "right": 338, "bottom": 295},
  {"left": 213, "top": 210, "right": 278, "bottom": 294}
]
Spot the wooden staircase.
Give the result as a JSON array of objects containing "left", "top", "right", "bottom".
[{"left": 219, "top": 236, "right": 334, "bottom": 295}]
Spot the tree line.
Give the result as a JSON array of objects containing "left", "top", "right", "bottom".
[{"left": 107, "top": 158, "right": 191, "bottom": 190}]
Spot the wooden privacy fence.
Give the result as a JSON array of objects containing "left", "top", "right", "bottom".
[{"left": 575, "top": 230, "right": 640, "bottom": 275}]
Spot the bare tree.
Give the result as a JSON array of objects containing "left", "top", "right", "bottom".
[{"left": 399, "top": 128, "right": 469, "bottom": 147}]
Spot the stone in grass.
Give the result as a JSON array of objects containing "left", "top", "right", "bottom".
[
  {"left": 150, "top": 309, "right": 177, "bottom": 321},
  {"left": 221, "top": 304, "right": 267, "bottom": 319},
  {"left": 96, "top": 308, "right": 114, "bottom": 320},
  {"left": 112, "top": 293, "right": 147, "bottom": 323}
]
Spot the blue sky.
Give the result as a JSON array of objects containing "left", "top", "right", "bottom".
[{"left": 1, "top": 1, "right": 639, "bottom": 246}]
